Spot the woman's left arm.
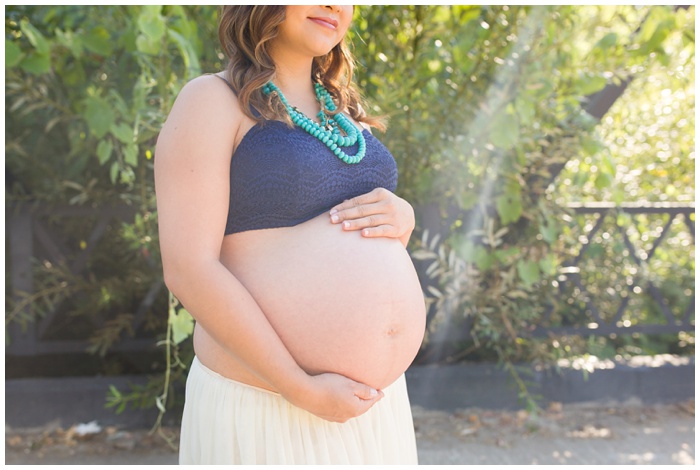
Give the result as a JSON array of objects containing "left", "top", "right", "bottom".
[{"left": 329, "top": 187, "right": 415, "bottom": 247}]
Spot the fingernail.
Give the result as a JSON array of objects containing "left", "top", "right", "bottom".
[
  {"left": 343, "top": 221, "right": 350, "bottom": 229},
  {"left": 362, "top": 229, "right": 369, "bottom": 236},
  {"left": 331, "top": 214, "right": 339, "bottom": 223},
  {"left": 369, "top": 389, "right": 378, "bottom": 397},
  {"left": 329, "top": 209, "right": 338, "bottom": 215}
]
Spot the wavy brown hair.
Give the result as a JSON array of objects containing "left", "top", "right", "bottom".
[{"left": 218, "top": 5, "right": 385, "bottom": 131}]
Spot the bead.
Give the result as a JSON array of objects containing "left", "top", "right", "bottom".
[{"left": 262, "top": 80, "right": 366, "bottom": 164}]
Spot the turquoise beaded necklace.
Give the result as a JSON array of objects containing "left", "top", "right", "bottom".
[{"left": 262, "top": 81, "right": 366, "bottom": 164}]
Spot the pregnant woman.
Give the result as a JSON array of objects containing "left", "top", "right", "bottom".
[{"left": 154, "top": 5, "right": 426, "bottom": 464}]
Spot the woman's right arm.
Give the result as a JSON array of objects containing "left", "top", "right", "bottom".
[{"left": 154, "top": 75, "right": 382, "bottom": 423}]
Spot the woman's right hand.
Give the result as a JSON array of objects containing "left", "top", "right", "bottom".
[{"left": 287, "top": 372, "right": 384, "bottom": 423}]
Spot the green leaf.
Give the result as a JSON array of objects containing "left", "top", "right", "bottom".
[
  {"left": 168, "top": 29, "right": 201, "bottom": 78},
  {"left": 119, "top": 166, "right": 135, "bottom": 185},
  {"left": 580, "top": 135, "right": 605, "bottom": 156},
  {"left": 55, "top": 28, "right": 83, "bottom": 58},
  {"left": 493, "top": 246, "right": 519, "bottom": 263},
  {"left": 538, "top": 253, "right": 558, "bottom": 276},
  {"left": 111, "top": 122, "right": 133, "bottom": 144},
  {"left": 517, "top": 259, "right": 540, "bottom": 288},
  {"left": 20, "top": 52, "right": 51, "bottom": 75},
  {"left": 600, "top": 152, "right": 616, "bottom": 175},
  {"left": 459, "top": 191, "right": 479, "bottom": 210},
  {"left": 20, "top": 19, "right": 50, "bottom": 55},
  {"left": 455, "top": 239, "right": 476, "bottom": 262},
  {"left": 612, "top": 188, "right": 626, "bottom": 205},
  {"left": 107, "top": 384, "right": 121, "bottom": 399},
  {"left": 138, "top": 9, "right": 166, "bottom": 43},
  {"left": 456, "top": 5, "right": 481, "bottom": 25},
  {"left": 496, "top": 192, "right": 522, "bottom": 225},
  {"left": 62, "top": 61, "right": 86, "bottom": 86},
  {"left": 489, "top": 111, "right": 520, "bottom": 149},
  {"left": 97, "top": 140, "right": 113, "bottom": 165},
  {"left": 5, "top": 41, "right": 24, "bottom": 68},
  {"left": 594, "top": 171, "right": 612, "bottom": 189},
  {"left": 83, "top": 26, "right": 113, "bottom": 56},
  {"left": 474, "top": 245, "right": 493, "bottom": 271},
  {"left": 540, "top": 216, "right": 558, "bottom": 244},
  {"left": 170, "top": 307, "right": 194, "bottom": 345},
  {"left": 107, "top": 89, "right": 129, "bottom": 117},
  {"left": 109, "top": 162, "right": 120, "bottom": 184},
  {"left": 641, "top": 11, "right": 674, "bottom": 46},
  {"left": 575, "top": 73, "right": 607, "bottom": 96},
  {"left": 136, "top": 34, "right": 160, "bottom": 56},
  {"left": 595, "top": 32, "right": 618, "bottom": 50},
  {"left": 169, "top": 5, "right": 195, "bottom": 37},
  {"left": 84, "top": 96, "right": 115, "bottom": 138},
  {"left": 431, "top": 6, "right": 451, "bottom": 24},
  {"left": 123, "top": 143, "right": 138, "bottom": 167}
]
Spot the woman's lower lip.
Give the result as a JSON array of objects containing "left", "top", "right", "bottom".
[{"left": 309, "top": 18, "right": 337, "bottom": 30}]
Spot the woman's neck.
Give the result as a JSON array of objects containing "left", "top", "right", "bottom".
[
  {"left": 268, "top": 45, "right": 315, "bottom": 99},
  {"left": 265, "top": 40, "right": 324, "bottom": 120},
  {"left": 273, "top": 68, "right": 313, "bottom": 96},
  {"left": 270, "top": 64, "right": 323, "bottom": 122}
]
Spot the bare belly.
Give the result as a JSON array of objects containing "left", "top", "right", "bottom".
[{"left": 194, "top": 212, "right": 426, "bottom": 391}]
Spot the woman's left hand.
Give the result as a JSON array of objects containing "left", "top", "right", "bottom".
[{"left": 329, "top": 187, "right": 415, "bottom": 247}]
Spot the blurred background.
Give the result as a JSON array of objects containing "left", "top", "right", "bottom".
[{"left": 5, "top": 5, "right": 694, "bottom": 423}]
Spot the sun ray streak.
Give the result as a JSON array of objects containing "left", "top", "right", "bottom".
[{"left": 420, "top": 8, "right": 549, "bottom": 366}]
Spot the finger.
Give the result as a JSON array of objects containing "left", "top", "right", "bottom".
[
  {"left": 355, "top": 396, "right": 383, "bottom": 416},
  {"left": 340, "top": 215, "right": 392, "bottom": 232},
  {"left": 353, "top": 384, "right": 384, "bottom": 401},
  {"left": 330, "top": 188, "right": 391, "bottom": 214},
  {"left": 330, "top": 202, "right": 386, "bottom": 224},
  {"left": 359, "top": 225, "right": 396, "bottom": 238}
]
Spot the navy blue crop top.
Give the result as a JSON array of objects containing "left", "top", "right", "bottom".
[{"left": 214, "top": 75, "right": 399, "bottom": 235}]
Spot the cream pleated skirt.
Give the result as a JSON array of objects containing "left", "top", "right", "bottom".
[{"left": 179, "top": 357, "right": 418, "bottom": 465}]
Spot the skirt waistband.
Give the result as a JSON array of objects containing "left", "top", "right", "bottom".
[{"left": 190, "top": 356, "right": 407, "bottom": 397}]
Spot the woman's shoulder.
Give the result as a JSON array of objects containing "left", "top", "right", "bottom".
[
  {"left": 157, "top": 73, "right": 243, "bottom": 159},
  {"left": 166, "top": 73, "right": 244, "bottom": 128},
  {"left": 176, "top": 72, "right": 239, "bottom": 108}
]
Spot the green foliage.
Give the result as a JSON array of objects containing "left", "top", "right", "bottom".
[
  {"left": 353, "top": 5, "right": 694, "bottom": 367},
  {"left": 550, "top": 6, "right": 695, "bottom": 358},
  {"left": 5, "top": 4, "right": 221, "bottom": 367},
  {"left": 106, "top": 292, "right": 190, "bottom": 449},
  {"left": 169, "top": 307, "right": 194, "bottom": 345},
  {"left": 5, "top": 6, "right": 223, "bottom": 432},
  {"left": 556, "top": 7, "right": 695, "bottom": 204},
  {"left": 6, "top": 5, "right": 222, "bottom": 204},
  {"left": 6, "top": 5, "right": 694, "bottom": 419}
]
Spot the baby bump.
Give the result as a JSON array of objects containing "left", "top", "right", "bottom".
[{"left": 206, "top": 213, "right": 427, "bottom": 390}]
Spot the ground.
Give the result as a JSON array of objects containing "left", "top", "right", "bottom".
[
  {"left": 413, "top": 399, "right": 695, "bottom": 465},
  {"left": 5, "top": 399, "right": 695, "bottom": 465}
]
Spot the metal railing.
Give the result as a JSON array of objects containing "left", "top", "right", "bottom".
[
  {"left": 6, "top": 203, "right": 162, "bottom": 356},
  {"left": 536, "top": 202, "right": 695, "bottom": 337}
]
